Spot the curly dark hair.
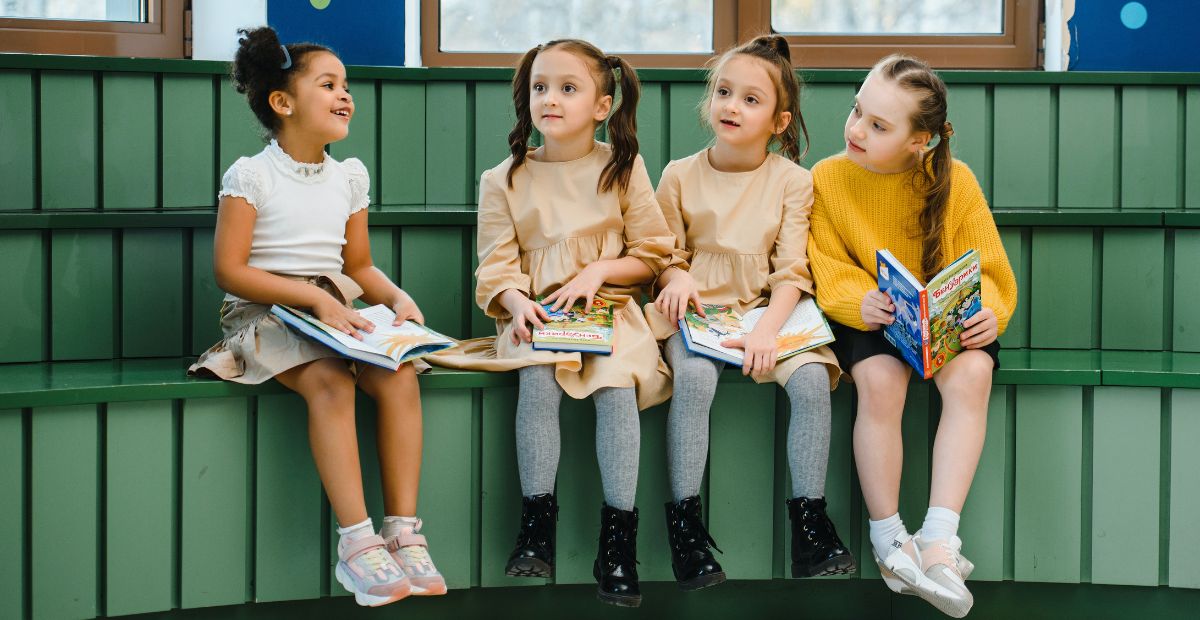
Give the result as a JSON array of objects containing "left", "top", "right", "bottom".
[{"left": 230, "top": 26, "right": 334, "bottom": 135}]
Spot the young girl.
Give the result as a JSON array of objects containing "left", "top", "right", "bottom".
[
  {"left": 468, "top": 39, "right": 677, "bottom": 608},
  {"left": 809, "top": 54, "right": 1018, "bottom": 618},
  {"left": 188, "top": 27, "right": 446, "bottom": 607},
  {"left": 646, "top": 35, "right": 855, "bottom": 589}
]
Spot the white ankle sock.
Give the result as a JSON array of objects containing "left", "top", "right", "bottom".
[
  {"left": 336, "top": 517, "right": 375, "bottom": 546},
  {"left": 869, "top": 513, "right": 909, "bottom": 561},
  {"left": 380, "top": 515, "right": 419, "bottom": 539},
  {"left": 921, "top": 506, "right": 960, "bottom": 542}
]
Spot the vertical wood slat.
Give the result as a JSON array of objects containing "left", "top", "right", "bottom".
[
  {"left": 1014, "top": 386, "right": 1082, "bottom": 583},
  {"left": 947, "top": 84, "right": 990, "bottom": 202},
  {"left": 554, "top": 396, "right": 603, "bottom": 584},
  {"left": 51, "top": 229, "right": 115, "bottom": 360},
  {"left": 1173, "top": 230, "right": 1200, "bottom": 352},
  {"left": 633, "top": 403, "right": 673, "bottom": 582},
  {"left": 181, "top": 397, "right": 251, "bottom": 608},
  {"left": 637, "top": 82, "right": 667, "bottom": 184},
  {"left": 993, "top": 85, "right": 1053, "bottom": 209},
  {"left": 1058, "top": 86, "right": 1118, "bottom": 209},
  {"left": 0, "top": 409, "right": 26, "bottom": 620},
  {"left": 40, "top": 71, "right": 98, "bottom": 210},
  {"left": 379, "top": 82, "right": 426, "bottom": 207},
  {"left": 667, "top": 82, "right": 708, "bottom": 162},
  {"left": 416, "top": 390, "right": 477, "bottom": 589},
  {"left": 0, "top": 231, "right": 47, "bottom": 363},
  {"left": 328, "top": 79, "right": 378, "bottom": 204},
  {"left": 1169, "top": 389, "right": 1200, "bottom": 588},
  {"left": 1030, "top": 228, "right": 1095, "bottom": 349},
  {"left": 400, "top": 227, "right": 466, "bottom": 338},
  {"left": 31, "top": 405, "right": 99, "bottom": 619},
  {"left": 1122, "top": 86, "right": 1180, "bottom": 209},
  {"left": 122, "top": 229, "right": 186, "bottom": 357},
  {"left": 1091, "top": 387, "right": 1159, "bottom": 586},
  {"left": 1187, "top": 88, "right": 1200, "bottom": 210},
  {"left": 425, "top": 82, "right": 471, "bottom": 207},
  {"left": 473, "top": 81, "right": 514, "bottom": 203},
  {"left": 101, "top": 72, "right": 158, "bottom": 210},
  {"left": 190, "top": 228, "right": 223, "bottom": 356},
  {"left": 998, "top": 227, "right": 1028, "bottom": 349},
  {"left": 0, "top": 70, "right": 36, "bottom": 210},
  {"left": 106, "top": 400, "right": 176, "bottom": 616},
  {"left": 958, "top": 386, "right": 1011, "bottom": 581},
  {"left": 800, "top": 84, "right": 856, "bottom": 168},
  {"left": 162, "top": 75, "right": 216, "bottom": 209},
  {"left": 218, "top": 79, "right": 264, "bottom": 180},
  {"left": 1101, "top": 228, "right": 1165, "bottom": 350}
]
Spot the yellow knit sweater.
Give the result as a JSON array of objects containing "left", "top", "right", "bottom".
[{"left": 809, "top": 154, "right": 1018, "bottom": 333}]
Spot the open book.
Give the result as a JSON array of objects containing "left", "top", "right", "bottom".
[
  {"left": 270, "top": 304, "right": 458, "bottom": 371},
  {"left": 532, "top": 297, "right": 616, "bottom": 355},
  {"left": 678, "top": 297, "right": 835, "bottom": 366},
  {"left": 877, "top": 248, "right": 981, "bottom": 379}
]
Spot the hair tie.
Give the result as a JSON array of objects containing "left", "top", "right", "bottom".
[
  {"left": 606, "top": 55, "right": 621, "bottom": 70},
  {"left": 942, "top": 121, "right": 954, "bottom": 137},
  {"left": 280, "top": 45, "right": 293, "bottom": 70}
]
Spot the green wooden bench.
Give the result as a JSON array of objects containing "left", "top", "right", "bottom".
[{"left": 2, "top": 54, "right": 1199, "bottom": 619}]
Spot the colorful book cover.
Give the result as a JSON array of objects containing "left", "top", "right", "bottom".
[
  {"left": 271, "top": 304, "right": 457, "bottom": 371},
  {"left": 531, "top": 297, "right": 616, "bottom": 355},
  {"left": 679, "top": 298, "right": 835, "bottom": 366},
  {"left": 877, "top": 249, "right": 981, "bottom": 378}
]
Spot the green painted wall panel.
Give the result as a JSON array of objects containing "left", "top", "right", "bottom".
[
  {"left": 0, "top": 409, "right": 25, "bottom": 620},
  {"left": 1030, "top": 229, "right": 1094, "bottom": 349},
  {"left": 367, "top": 226, "right": 397, "bottom": 282},
  {"left": 553, "top": 396, "right": 605, "bottom": 585},
  {"left": 947, "top": 84, "right": 989, "bottom": 202},
  {"left": 162, "top": 75, "right": 216, "bottom": 209},
  {"left": 478, "top": 387, "right": 545, "bottom": 588},
  {"left": 329, "top": 79, "right": 378, "bottom": 204},
  {"left": 993, "top": 86, "right": 1053, "bottom": 209},
  {"left": 667, "top": 82, "right": 708, "bottom": 161},
  {"left": 102, "top": 72, "right": 158, "bottom": 210},
  {"left": 998, "top": 227, "right": 1028, "bottom": 349},
  {"left": 632, "top": 403, "right": 673, "bottom": 583},
  {"left": 416, "top": 390, "right": 477, "bottom": 589},
  {"left": 31, "top": 404, "right": 98, "bottom": 619},
  {"left": 1174, "top": 230, "right": 1200, "bottom": 352},
  {"left": 0, "top": 231, "right": 46, "bottom": 363},
  {"left": 800, "top": 84, "right": 856, "bottom": 167},
  {"left": 958, "top": 386, "right": 1011, "bottom": 582},
  {"left": 181, "top": 397, "right": 251, "bottom": 608},
  {"left": 1101, "top": 229, "right": 1164, "bottom": 350},
  {"left": 218, "top": 80, "right": 265, "bottom": 177},
  {"left": 1122, "top": 86, "right": 1179, "bottom": 209},
  {"left": 40, "top": 71, "right": 97, "bottom": 210},
  {"left": 426, "top": 82, "right": 471, "bottom": 206},
  {"left": 51, "top": 229, "right": 115, "bottom": 360},
  {"left": 1187, "top": 89, "right": 1200, "bottom": 210},
  {"left": 1169, "top": 389, "right": 1200, "bottom": 589},
  {"left": 474, "top": 81, "right": 515, "bottom": 203},
  {"left": 379, "top": 82, "right": 426, "bottom": 206},
  {"left": 470, "top": 231, "right": 493, "bottom": 339},
  {"left": 638, "top": 82, "right": 667, "bottom": 184},
  {"left": 255, "top": 394, "right": 322, "bottom": 603},
  {"left": 191, "top": 227, "right": 223, "bottom": 355},
  {"left": 709, "top": 383, "right": 777, "bottom": 579},
  {"left": 1014, "top": 386, "right": 1082, "bottom": 583},
  {"left": 123, "top": 228, "right": 185, "bottom": 357},
  {"left": 400, "top": 227, "right": 465, "bottom": 338},
  {"left": 0, "top": 70, "right": 35, "bottom": 210},
  {"left": 1057, "top": 86, "right": 1117, "bottom": 209},
  {"left": 106, "top": 400, "right": 176, "bottom": 616},
  {"left": 1091, "top": 387, "right": 1159, "bottom": 586}
]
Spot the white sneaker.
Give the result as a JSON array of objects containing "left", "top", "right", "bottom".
[
  {"left": 334, "top": 534, "right": 411, "bottom": 606},
  {"left": 385, "top": 518, "right": 448, "bottom": 596},
  {"left": 880, "top": 531, "right": 974, "bottom": 595},
  {"left": 874, "top": 532, "right": 973, "bottom": 618}
]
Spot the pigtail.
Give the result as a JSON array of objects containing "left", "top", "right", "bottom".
[
  {"left": 506, "top": 46, "right": 541, "bottom": 189},
  {"left": 919, "top": 122, "right": 954, "bottom": 281},
  {"left": 599, "top": 54, "right": 641, "bottom": 194}
]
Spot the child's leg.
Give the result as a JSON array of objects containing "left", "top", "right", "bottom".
[
  {"left": 516, "top": 364, "right": 564, "bottom": 496},
  {"left": 276, "top": 358, "right": 368, "bottom": 526},
  {"left": 784, "top": 363, "right": 831, "bottom": 498},
  {"left": 663, "top": 332, "right": 723, "bottom": 501},
  {"left": 851, "top": 354, "right": 912, "bottom": 520},
  {"left": 357, "top": 363, "right": 422, "bottom": 517},
  {"left": 593, "top": 386, "right": 639, "bottom": 510},
  {"left": 924, "top": 350, "right": 993, "bottom": 533}
]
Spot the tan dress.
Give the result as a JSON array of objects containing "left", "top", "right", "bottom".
[
  {"left": 429, "top": 142, "right": 681, "bottom": 410},
  {"left": 643, "top": 150, "right": 842, "bottom": 388}
]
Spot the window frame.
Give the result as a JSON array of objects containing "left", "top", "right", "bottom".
[
  {"left": 739, "top": 0, "right": 1041, "bottom": 69},
  {"left": 0, "top": 0, "right": 184, "bottom": 59},
  {"left": 420, "top": 0, "right": 739, "bottom": 68}
]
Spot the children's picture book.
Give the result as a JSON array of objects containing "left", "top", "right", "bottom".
[
  {"left": 876, "top": 248, "right": 982, "bottom": 379},
  {"left": 270, "top": 303, "right": 458, "bottom": 371},
  {"left": 531, "top": 297, "right": 616, "bottom": 355},
  {"left": 678, "top": 297, "right": 836, "bottom": 366}
]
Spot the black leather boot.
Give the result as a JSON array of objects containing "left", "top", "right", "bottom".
[
  {"left": 664, "top": 496, "right": 726, "bottom": 590},
  {"left": 593, "top": 503, "right": 641, "bottom": 607},
  {"left": 505, "top": 493, "right": 558, "bottom": 578},
  {"left": 787, "top": 496, "right": 857, "bottom": 577}
]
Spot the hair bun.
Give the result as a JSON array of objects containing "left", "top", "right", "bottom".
[{"left": 752, "top": 34, "right": 791, "bottom": 63}]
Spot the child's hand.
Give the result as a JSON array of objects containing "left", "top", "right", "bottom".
[
  {"left": 861, "top": 290, "right": 895, "bottom": 331},
  {"left": 959, "top": 307, "right": 998, "bottom": 348},
  {"left": 654, "top": 271, "right": 705, "bottom": 321},
  {"left": 500, "top": 289, "right": 551, "bottom": 345},
  {"left": 543, "top": 263, "right": 607, "bottom": 314},
  {"left": 390, "top": 289, "right": 425, "bottom": 326},
  {"left": 721, "top": 326, "right": 778, "bottom": 378},
  {"left": 313, "top": 294, "right": 374, "bottom": 340}
]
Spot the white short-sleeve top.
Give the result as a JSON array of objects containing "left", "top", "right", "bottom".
[{"left": 218, "top": 139, "right": 370, "bottom": 277}]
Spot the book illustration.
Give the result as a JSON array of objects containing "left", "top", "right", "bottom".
[
  {"left": 271, "top": 303, "right": 457, "bottom": 371},
  {"left": 532, "top": 297, "right": 616, "bottom": 354},
  {"left": 679, "top": 299, "right": 836, "bottom": 366}
]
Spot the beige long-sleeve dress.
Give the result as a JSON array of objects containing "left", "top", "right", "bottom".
[
  {"left": 430, "top": 142, "right": 680, "bottom": 410},
  {"left": 643, "top": 149, "right": 842, "bottom": 388}
]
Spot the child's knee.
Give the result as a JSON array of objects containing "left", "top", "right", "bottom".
[
  {"left": 937, "top": 351, "right": 993, "bottom": 401},
  {"left": 301, "top": 366, "right": 356, "bottom": 409}
]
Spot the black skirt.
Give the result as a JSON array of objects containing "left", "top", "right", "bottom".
[{"left": 828, "top": 320, "right": 1000, "bottom": 374}]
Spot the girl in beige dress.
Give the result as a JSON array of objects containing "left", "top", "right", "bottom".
[
  {"left": 644, "top": 36, "right": 855, "bottom": 588},
  {"left": 462, "top": 39, "right": 678, "bottom": 607}
]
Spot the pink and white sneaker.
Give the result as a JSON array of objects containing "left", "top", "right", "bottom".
[
  {"left": 385, "top": 518, "right": 448, "bottom": 596},
  {"left": 334, "top": 534, "right": 411, "bottom": 606},
  {"left": 880, "top": 531, "right": 975, "bottom": 594},
  {"left": 873, "top": 532, "right": 973, "bottom": 618}
]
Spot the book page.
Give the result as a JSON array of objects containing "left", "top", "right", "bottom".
[
  {"left": 742, "top": 298, "right": 835, "bottom": 356},
  {"left": 682, "top": 305, "right": 747, "bottom": 360},
  {"left": 355, "top": 305, "right": 448, "bottom": 362}
]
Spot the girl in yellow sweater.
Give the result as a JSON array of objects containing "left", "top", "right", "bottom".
[{"left": 809, "top": 54, "right": 1017, "bottom": 618}]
